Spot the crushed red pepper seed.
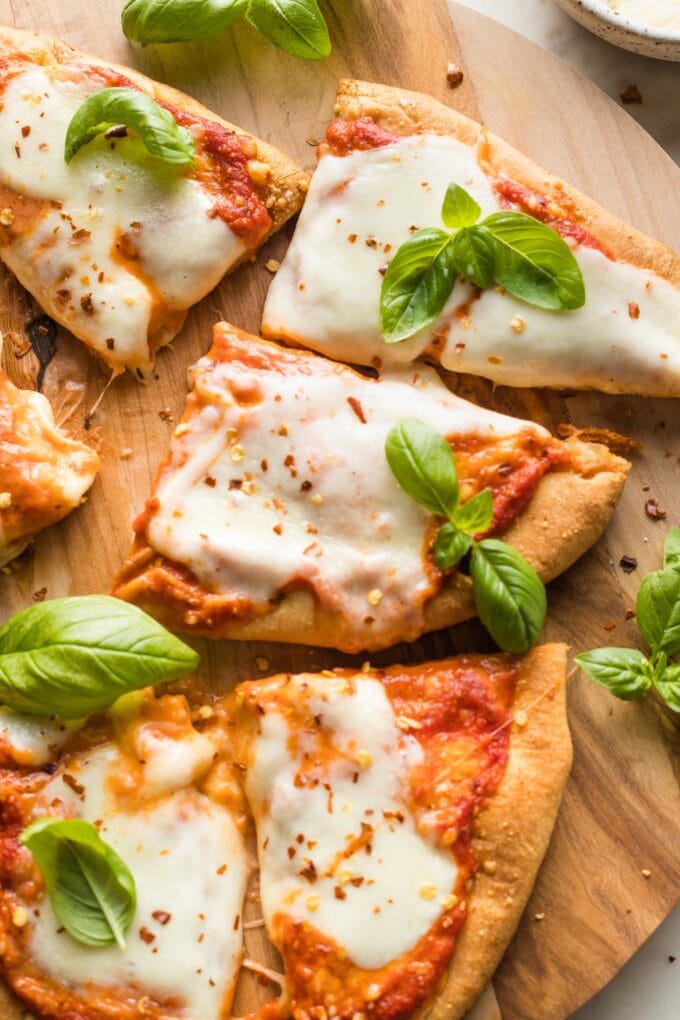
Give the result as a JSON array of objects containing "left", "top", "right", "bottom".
[{"left": 644, "top": 498, "right": 667, "bottom": 519}]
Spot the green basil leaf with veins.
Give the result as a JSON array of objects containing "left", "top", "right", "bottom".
[
  {"left": 65, "top": 88, "right": 195, "bottom": 165},
  {"left": 380, "top": 228, "right": 457, "bottom": 343},
  {"left": 636, "top": 568, "right": 680, "bottom": 656},
  {"left": 451, "top": 225, "right": 496, "bottom": 290},
  {"left": 574, "top": 647, "right": 651, "bottom": 701},
  {"left": 663, "top": 528, "right": 680, "bottom": 573},
  {"left": 434, "top": 524, "right": 472, "bottom": 571},
  {"left": 482, "top": 211, "right": 585, "bottom": 310},
  {"left": 385, "top": 418, "right": 458, "bottom": 517},
  {"left": 0, "top": 596, "right": 199, "bottom": 719},
  {"left": 441, "top": 183, "right": 481, "bottom": 229},
  {"left": 655, "top": 663, "right": 680, "bottom": 713},
  {"left": 122, "top": 0, "right": 247, "bottom": 42},
  {"left": 21, "top": 818, "right": 136, "bottom": 949},
  {"left": 470, "top": 539, "right": 546, "bottom": 653},
  {"left": 452, "top": 487, "right": 494, "bottom": 536},
  {"left": 246, "top": 0, "right": 331, "bottom": 60}
]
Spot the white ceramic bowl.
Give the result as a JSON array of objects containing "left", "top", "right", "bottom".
[{"left": 555, "top": 0, "right": 680, "bottom": 60}]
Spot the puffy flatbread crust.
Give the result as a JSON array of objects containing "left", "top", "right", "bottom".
[
  {"left": 333, "top": 78, "right": 680, "bottom": 289},
  {"left": 427, "top": 642, "right": 572, "bottom": 1019}
]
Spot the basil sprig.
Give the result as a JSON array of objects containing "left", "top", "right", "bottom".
[
  {"left": 0, "top": 596, "right": 199, "bottom": 719},
  {"left": 122, "top": 0, "right": 331, "bottom": 60},
  {"left": 380, "top": 182, "right": 586, "bottom": 343},
  {"left": 21, "top": 819, "right": 136, "bottom": 949},
  {"left": 65, "top": 88, "right": 195, "bottom": 165},
  {"left": 386, "top": 418, "right": 546, "bottom": 653},
  {"left": 576, "top": 529, "right": 680, "bottom": 712}
]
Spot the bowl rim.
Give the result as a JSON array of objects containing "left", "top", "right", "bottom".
[{"left": 568, "top": 0, "right": 680, "bottom": 42}]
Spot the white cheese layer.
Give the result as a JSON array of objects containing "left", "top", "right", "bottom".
[
  {"left": 245, "top": 674, "right": 457, "bottom": 970},
  {"left": 0, "top": 708, "right": 81, "bottom": 766},
  {"left": 146, "top": 337, "right": 546, "bottom": 648},
  {"left": 27, "top": 728, "right": 247, "bottom": 1017},
  {"left": 0, "top": 65, "right": 244, "bottom": 374},
  {"left": 262, "top": 133, "right": 680, "bottom": 395}
]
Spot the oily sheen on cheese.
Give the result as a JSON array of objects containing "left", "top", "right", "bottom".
[
  {"left": 262, "top": 131, "right": 680, "bottom": 394},
  {"left": 0, "top": 64, "right": 242, "bottom": 376},
  {"left": 245, "top": 675, "right": 457, "bottom": 969},
  {"left": 0, "top": 693, "right": 249, "bottom": 1019},
  {"left": 0, "top": 370, "right": 99, "bottom": 566},
  {"left": 138, "top": 326, "right": 549, "bottom": 650}
]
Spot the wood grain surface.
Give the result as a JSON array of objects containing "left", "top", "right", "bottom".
[{"left": 0, "top": 1, "right": 679, "bottom": 1017}]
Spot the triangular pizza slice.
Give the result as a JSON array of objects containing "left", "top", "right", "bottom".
[
  {"left": 262, "top": 79, "right": 680, "bottom": 396},
  {"left": 231, "top": 645, "right": 571, "bottom": 1020},
  {"left": 0, "top": 27, "right": 307, "bottom": 378},
  {"left": 113, "top": 323, "right": 628, "bottom": 653},
  {"left": 0, "top": 366, "right": 99, "bottom": 566},
  {"left": 0, "top": 689, "right": 249, "bottom": 1018}
]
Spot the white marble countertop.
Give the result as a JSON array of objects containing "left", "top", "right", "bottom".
[{"left": 456, "top": 2, "right": 680, "bottom": 1017}]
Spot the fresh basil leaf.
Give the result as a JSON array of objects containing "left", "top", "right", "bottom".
[
  {"left": 663, "top": 528, "right": 680, "bottom": 573},
  {"left": 122, "top": 0, "right": 246, "bottom": 42},
  {"left": 441, "top": 183, "right": 481, "bottom": 229},
  {"left": 434, "top": 524, "right": 471, "bottom": 571},
  {"left": 452, "top": 225, "right": 496, "bottom": 289},
  {"left": 385, "top": 419, "right": 458, "bottom": 517},
  {"left": 482, "top": 211, "right": 585, "bottom": 310},
  {"left": 20, "top": 818, "right": 136, "bottom": 949},
  {"left": 0, "top": 596, "right": 199, "bottom": 719},
  {"left": 655, "top": 663, "right": 680, "bottom": 713},
  {"left": 246, "top": 0, "right": 331, "bottom": 60},
  {"left": 636, "top": 568, "right": 680, "bottom": 656},
  {"left": 574, "top": 647, "right": 651, "bottom": 700},
  {"left": 380, "top": 228, "right": 456, "bottom": 343},
  {"left": 65, "top": 88, "right": 195, "bottom": 165},
  {"left": 452, "top": 488, "right": 494, "bottom": 536},
  {"left": 470, "top": 539, "right": 546, "bottom": 653}
]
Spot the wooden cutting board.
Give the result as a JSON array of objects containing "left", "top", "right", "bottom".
[{"left": 1, "top": 1, "right": 679, "bottom": 1017}]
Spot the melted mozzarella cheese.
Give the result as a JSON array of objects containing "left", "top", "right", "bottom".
[
  {"left": 146, "top": 340, "right": 546, "bottom": 648},
  {"left": 27, "top": 727, "right": 247, "bottom": 1018},
  {"left": 262, "top": 133, "right": 680, "bottom": 395},
  {"left": 0, "top": 708, "right": 82, "bottom": 767},
  {"left": 0, "top": 374, "right": 99, "bottom": 565},
  {"left": 245, "top": 674, "right": 457, "bottom": 970},
  {"left": 0, "top": 65, "right": 244, "bottom": 374}
]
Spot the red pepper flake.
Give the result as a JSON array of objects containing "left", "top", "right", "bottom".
[
  {"left": 628, "top": 301, "right": 640, "bottom": 320},
  {"left": 347, "top": 396, "right": 367, "bottom": 423},
  {"left": 645, "top": 498, "right": 667, "bottom": 519},
  {"left": 350, "top": 876, "right": 364, "bottom": 887},
  {"left": 80, "top": 292, "right": 94, "bottom": 314},
  {"left": 334, "top": 886, "right": 347, "bottom": 900},
  {"left": 378, "top": 264, "right": 388, "bottom": 276},
  {"left": 300, "top": 479, "right": 312, "bottom": 492},
  {"left": 204, "top": 476, "right": 217, "bottom": 488},
  {"left": 229, "top": 478, "right": 243, "bottom": 490},
  {"left": 233, "top": 915, "right": 240, "bottom": 930},
  {"left": 625, "top": 609, "right": 636, "bottom": 620},
  {"left": 152, "top": 910, "right": 171, "bottom": 925},
  {"left": 299, "top": 860, "right": 318, "bottom": 883},
  {"left": 287, "top": 846, "right": 296, "bottom": 859},
  {"left": 273, "top": 523, "right": 283, "bottom": 535},
  {"left": 62, "top": 773, "right": 86, "bottom": 797},
  {"left": 158, "top": 408, "right": 173, "bottom": 422},
  {"left": 216, "top": 864, "right": 227, "bottom": 876},
  {"left": 603, "top": 619, "right": 617, "bottom": 632},
  {"left": 106, "top": 337, "right": 115, "bottom": 350},
  {"left": 139, "top": 927, "right": 155, "bottom": 944},
  {"left": 347, "top": 233, "right": 358, "bottom": 243},
  {"left": 21, "top": 125, "right": 30, "bottom": 138},
  {"left": 620, "top": 84, "right": 642, "bottom": 105},
  {"left": 620, "top": 555, "right": 638, "bottom": 573},
  {"left": 260, "top": 458, "right": 269, "bottom": 471},
  {"left": 32, "top": 587, "right": 47, "bottom": 602},
  {"left": 446, "top": 62, "right": 464, "bottom": 88},
  {"left": 69, "top": 228, "right": 91, "bottom": 245}
]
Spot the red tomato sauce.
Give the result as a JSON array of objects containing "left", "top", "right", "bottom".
[
  {"left": 323, "top": 116, "right": 400, "bottom": 156},
  {"left": 493, "top": 177, "right": 613, "bottom": 258}
]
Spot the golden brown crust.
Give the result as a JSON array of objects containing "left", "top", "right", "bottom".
[
  {"left": 334, "top": 79, "right": 680, "bottom": 288},
  {"left": 427, "top": 643, "right": 572, "bottom": 1019},
  {"left": 0, "top": 25, "right": 308, "bottom": 235}
]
